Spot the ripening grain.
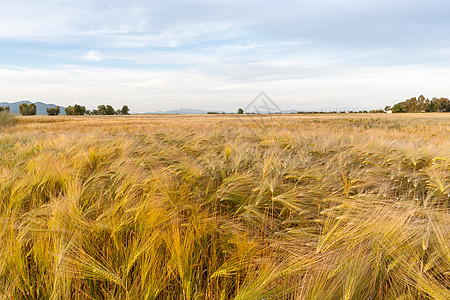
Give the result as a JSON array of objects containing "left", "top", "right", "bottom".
[{"left": 0, "top": 114, "right": 449, "bottom": 299}]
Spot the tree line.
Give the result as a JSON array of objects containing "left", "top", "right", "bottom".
[
  {"left": 64, "top": 104, "right": 130, "bottom": 115},
  {"left": 385, "top": 95, "right": 450, "bottom": 113},
  {"left": 10, "top": 96, "right": 450, "bottom": 116},
  {"left": 13, "top": 103, "right": 130, "bottom": 116}
]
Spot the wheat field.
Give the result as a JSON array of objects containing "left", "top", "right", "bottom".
[{"left": 0, "top": 114, "right": 449, "bottom": 299}]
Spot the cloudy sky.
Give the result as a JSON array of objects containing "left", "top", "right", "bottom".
[{"left": 1, "top": 0, "right": 449, "bottom": 112}]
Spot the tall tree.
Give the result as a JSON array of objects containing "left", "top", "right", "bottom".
[{"left": 390, "top": 96, "right": 450, "bottom": 113}]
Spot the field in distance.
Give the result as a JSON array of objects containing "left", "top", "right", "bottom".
[{"left": 1, "top": 114, "right": 449, "bottom": 299}]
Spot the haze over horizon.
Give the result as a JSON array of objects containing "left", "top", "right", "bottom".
[{"left": 1, "top": 0, "right": 450, "bottom": 113}]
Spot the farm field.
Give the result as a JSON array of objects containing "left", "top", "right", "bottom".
[{"left": 0, "top": 113, "right": 449, "bottom": 299}]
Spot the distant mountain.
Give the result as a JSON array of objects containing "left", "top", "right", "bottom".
[
  {"left": 148, "top": 108, "right": 214, "bottom": 114},
  {"left": 280, "top": 109, "right": 299, "bottom": 114},
  {"left": 0, "top": 101, "right": 66, "bottom": 115},
  {"left": 147, "top": 108, "right": 305, "bottom": 115}
]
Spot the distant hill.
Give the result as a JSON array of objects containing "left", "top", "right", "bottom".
[
  {"left": 146, "top": 108, "right": 292, "bottom": 114},
  {"left": 148, "top": 108, "right": 212, "bottom": 114},
  {"left": 0, "top": 101, "right": 66, "bottom": 115},
  {"left": 151, "top": 108, "right": 303, "bottom": 114}
]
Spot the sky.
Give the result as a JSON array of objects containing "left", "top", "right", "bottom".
[{"left": 1, "top": 0, "right": 450, "bottom": 112}]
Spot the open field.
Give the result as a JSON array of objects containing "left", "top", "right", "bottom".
[{"left": 0, "top": 114, "right": 449, "bottom": 299}]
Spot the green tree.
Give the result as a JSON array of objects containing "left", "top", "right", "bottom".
[
  {"left": 19, "top": 103, "right": 36, "bottom": 116},
  {"left": 237, "top": 108, "right": 244, "bottom": 114},
  {"left": 390, "top": 96, "right": 450, "bottom": 113},
  {"left": 105, "top": 105, "right": 115, "bottom": 115},
  {"left": 96, "top": 105, "right": 115, "bottom": 115},
  {"left": 66, "top": 104, "right": 86, "bottom": 115},
  {"left": 73, "top": 104, "right": 86, "bottom": 115},
  {"left": 97, "top": 105, "right": 106, "bottom": 115},
  {"left": 391, "top": 104, "right": 403, "bottom": 113},
  {"left": 433, "top": 97, "right": 450, "bottom": 112},
  {"left": 47, "top": 106, "right": 60, "bottom": 116},
  {"left": 120, "top": 105, "right": 130, "bottom": 115},
  {"left": 65, "top": 106, "right": 75, "bottom": 115}
]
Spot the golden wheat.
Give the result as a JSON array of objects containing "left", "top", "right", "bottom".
[{"left": 0, "top": 113, "right": 448, "bottom": 299}]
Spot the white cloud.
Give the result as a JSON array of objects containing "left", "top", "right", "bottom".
[
  {"left": 212, "top": 84, "right": 247, "bottom": 91},
  {"left": 83, "top": 50, "right": 103, "bottom": 62}
]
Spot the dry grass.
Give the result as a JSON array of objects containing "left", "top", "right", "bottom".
[
  {"left": 1, "top": 113, "right": 449, "bottom": 299},
  {"left": 0, "top": 112, "right": 16, "bottom": 128}
]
